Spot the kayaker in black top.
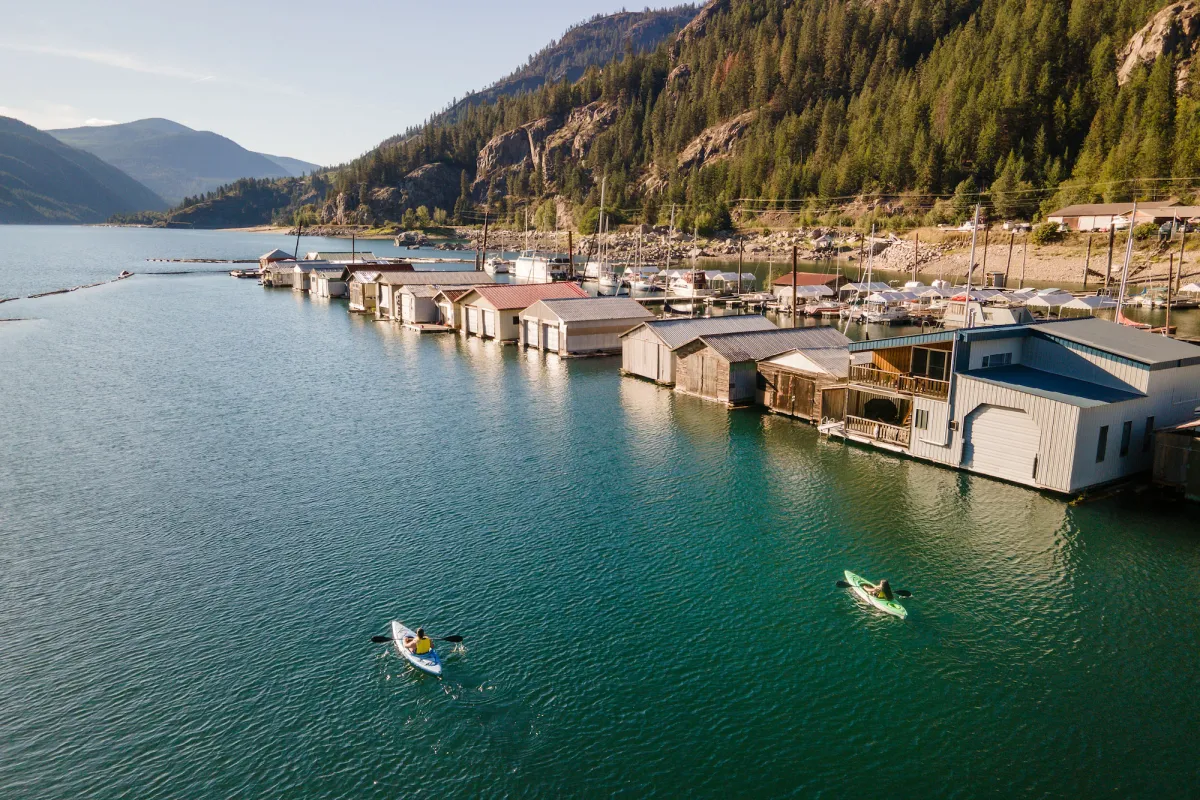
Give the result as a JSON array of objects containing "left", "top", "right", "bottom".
[{"left": 863, "top": 579, "right": 894, "bottom": 601}]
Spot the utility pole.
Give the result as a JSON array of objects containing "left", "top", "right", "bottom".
[
  {"left": 1004, "top": 231, "right": 1015, "bottom": 286},
  {"left": 1166, "top": 253, "right": 1174, "bottom": 335},
  {"left": 913, "top": 232, "right": 919, "bottom": 282},
  {"left": 1019, "top": 232, "right": 1029, "bottom": 289},
  {"left": 1104, "top": 225, "right": 1116, "bottom": 292},
  {"left": 1083, "top": 233, "right": 1093, "bottom": 289},
  {"left": 567, "top": 230, "right": 574, "bottom": 279},
  {"left": 964, "top": 203, "right": 980, "bottom": 327},
  {"left": 1115, "top": 200, "right": 1138, "bottom": 321},
  {"left": 479, "top": 209, "right": 490, "bottom": 273},
  {"left": 738, "top": 240, "right": 744, "bottom": 306},
  {"left": 293, "top": 216, "right": 302, "bottom": 260},
  {"left": 791, "top": 244, "right": 798, "bottom": 328},
  {"left": 980, "top": 222, "right": 990, "bottom": 281},
  {"left": 1179, "top": 225, "right": 1189, "bottom": 294}
]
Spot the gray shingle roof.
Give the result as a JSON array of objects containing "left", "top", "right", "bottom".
[
  {"left": 624, "top": 314, "right": 777, "bottom": 349},
  {"left": 1047, "top": 200, "right": 1177, "bottom": 217},
  {"left": 698, "top": 327, "right": 851, "bottom": 363},
  {"left": 1035, "top": 317, "right": 1200, "bottom": 366},
  {"left": 532, "top": 297, "right": 654, "bottom": 322}
]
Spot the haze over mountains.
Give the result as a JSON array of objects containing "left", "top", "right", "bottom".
[
  {"left": 0, "top": 116, "right": 167, "bottom": 224},
  {"left": 49, "top": 119, "right": 321, "bottom": 205}
]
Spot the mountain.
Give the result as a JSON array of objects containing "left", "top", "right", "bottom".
[
  {"left": 420, "top": 6, "right": 699, "bottom": 132},
  {"left": 48, "top": 118, "right": 318, "bottom": 204},
  {"left": 0, "top": 116, "right": 167, "bottom": 224},
  {"left": 165, "top": 0, "right": 1200, "bottom": 231},
  {"left": 258, "top": 153, "right": 321, "bottom": 176}
]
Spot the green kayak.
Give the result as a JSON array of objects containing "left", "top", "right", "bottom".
[{"left": 845, "top": 570, "right": 908, "bottom": 619}]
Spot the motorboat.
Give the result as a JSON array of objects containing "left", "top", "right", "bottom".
[
  {"left": 483, "top": 257, "right": 509, "bottom": 275},
  {"left": 669, "top": 269, "right": 714, "bottom": 299}
]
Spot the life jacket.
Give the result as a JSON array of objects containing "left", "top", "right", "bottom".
[{"left": 415, "top": 636, "right": 432, "bottom": 655}]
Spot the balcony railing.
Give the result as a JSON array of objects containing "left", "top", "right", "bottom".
[
  {"left": 845, "top": 414, "right": 911, "bottom": 447},
  {"left": 849, "top": 365, "right": 949, "bottom": 399}
]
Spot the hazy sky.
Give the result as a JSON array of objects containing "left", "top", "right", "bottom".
[{"left": 1, "top": 0, "right": 651, "bottom": 165}]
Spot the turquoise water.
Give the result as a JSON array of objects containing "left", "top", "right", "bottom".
[{"left": 2, "top": 229, "right": 1200, "bottom": 797}]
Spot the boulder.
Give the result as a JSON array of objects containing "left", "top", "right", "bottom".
[{"left": 1118, "top": 0, "right": 1200, "bottom": 89}]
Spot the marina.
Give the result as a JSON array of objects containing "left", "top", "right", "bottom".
[{"left": 3, "top": 227, "right": 1200, "bottom": 798}]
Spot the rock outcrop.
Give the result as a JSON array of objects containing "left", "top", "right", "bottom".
[
  {"left": 672, "top": 0, "right": 732, "bottom": 58},
  {"left": 677, "top": 111, "right": 756, "bottom": 172},
  {"left": 1118, "top": 0, "right": 1200, "bottom": 89}
]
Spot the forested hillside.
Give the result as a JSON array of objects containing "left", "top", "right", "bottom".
[{"left": 160, "top": 0, "right": 1200, "bottom": 231}]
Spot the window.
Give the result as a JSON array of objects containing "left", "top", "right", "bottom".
[
  {"left": 512, "top": 315, "right": 520, "bottom": 325},
  {"left": 914, "top": 409, "right": 929, "bottom": 430},
  {"left": 981, "top": 352, "right": 1013, "bottom": 368},
  {"left": 1120, "top": 420, "right": 1133, "bottom": 457},
  {"left": 1096, "top": 426, "right": 1109, "bottom": 463},
  {"left": 912, "top": 348, "right": 949, "bottom": 380},
  {"left": 1144, "top": 416, "right": 1155, "bottom": 453}
]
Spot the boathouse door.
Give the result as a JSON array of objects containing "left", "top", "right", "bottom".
[
  {"left": 467, "top": 306, "right": 481, "bottom": 335},
  {"left": 962, "top": 404, "right": 1041, "bottom": 485},
  {"left": 482, "top": 310, "right": 497, "bottom": 338},
  {"left": 545, "top": 325, "right": 559, "bottom": 352}
]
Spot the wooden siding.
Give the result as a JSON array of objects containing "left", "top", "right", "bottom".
[
  {"left": 676, "top": 349, "right": 731, "bottom": 403},
  {"left": 872, "top": 346, "right": 912, "bottom": 373},
  {"left": 622, "top": 327, "right": 674, "bottom": 383},
  {"left": 758, "top": 363, "right": 845, "bottom": 422}
]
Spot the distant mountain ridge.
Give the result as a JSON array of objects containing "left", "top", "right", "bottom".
[
  {"left": 0, "top": 116, "right": 167, "bottom": 224},
  {"left": 49, "top": 119, "right": 320, "bottom": 204},
  {"left": 387, "top": 5, "right": 698, "bottom": 141}
]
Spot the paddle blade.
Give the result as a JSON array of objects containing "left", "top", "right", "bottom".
[
  {"left": 439, "top": 635, "right": 464, "bottom": 643},
  {"left": 896, "top": 590, "right": 913, "bottom": 599},
  {"left": 836, "top": 580, "right": 851, "bottom": 589},
  {"left": 371, "top": 635, "right": 392, "bottom": 644}
]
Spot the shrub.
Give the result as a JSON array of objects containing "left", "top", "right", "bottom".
[
  {"left": 1031, "top": 222, "right": 1063, "bottom": 245},
  {"left": 1133, "top": 222, "right": 1159, "bottom": 241}
]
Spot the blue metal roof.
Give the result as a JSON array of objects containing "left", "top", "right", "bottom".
[{"left": 961, "top": 365, "right": 1145, "bottom": 408}]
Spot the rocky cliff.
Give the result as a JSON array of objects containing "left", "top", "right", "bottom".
[{"left": 1118, "top": 0, "right": 1200, "bottom": 88}]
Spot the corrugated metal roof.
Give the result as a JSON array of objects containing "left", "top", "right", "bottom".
[
  {"left": 698, "top": 326, "right": 851, "bottom": 363},
  {"left": 400, "top": 285, "right": 441, "bottom": 297},
  {"left": 625, "top": 315, "right": 777, "bottom": 348},
  {"left": 772, "top": 272, "right": 842, "bottom": 286},
  {"left": 305, "top": 251, "right": 379, "bottom": 262},
  {"left": 1047, "top": 200, "right": 1177, "bottom": 217},
  {"left": 962, "top": 365, "right": 1144, "bottom": 407},
  {"left": 766, "top": 346, "right": 851, "bottom": 378},
  {"left": 311, "top": 266, "right": 348, "bottom": 277},
  {"left": 434, "top": 288, "right": 471, "bottom": 301},
  {"left": 378, "top": 271, "right": 492, "bottom": 286},
  {"left": 259, "top": 248, "right": 292, "bottom": 261},
  {"left": 531, "top": 297, "right": 654, "bottom": 322},
  {"left": 1035, "top": 317, "right": 1200, "bottom": 367},
  {"left": 466, "top": 282, "right": 588, "bottom": 309}
]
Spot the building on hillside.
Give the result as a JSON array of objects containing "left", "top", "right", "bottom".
[
  {"left": 457, "top": 283, "right": 588, "bottom": 342},
  {"left": 758, "top": 335, "right": 853, "bottom": 422},
  {"left": 674, "top": 327, "right": 851, "bottom": 406},
  {"left": 518, "top": 297, "right": 654, "bottom": 356},
  {"left": 1045, "top": 200, "right": 1177, "bottom": 232},
  {"left": 836, "top": 318, "right": 1200, "bottom": 493},
  {"left": 376, "top": 272, "right": 492, "bottom": 321},
  {"left": 1119, "top": 205, "right": 1200, "bottom": 229},
  {"left": 1153, "top": 419, "right": 1200, "bottom": 501},
  {"left": 620, "top": 315, "right": 777, "bottom": 385},
  {"left": 311, "top": 266, "right": 350, "bottom": 298}
]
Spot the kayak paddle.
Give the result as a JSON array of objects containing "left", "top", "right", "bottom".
[
  {"left": 835, "top": 580, "right": 912, "bottom": 598},
  {"left": 371, "top": 634, "right": 464, "bottom": 644}
]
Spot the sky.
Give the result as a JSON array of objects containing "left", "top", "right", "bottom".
[{"left": 1, "top": 0, "right": 655, "bottom": 166}]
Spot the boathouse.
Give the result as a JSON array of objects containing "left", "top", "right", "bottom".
[
  {"left": 771, "top": 273, "right": 846, "bottom": 309},
  {"left": 620, "top": 315, "right": 777, "bottom": 385},
  {"left": 757, "top": 334, "right": 853, "bottom": 422},
  {"left": 1153, "top": 419, "right": 1200, "bottom": 501},
  {"left": 304, "top": 251, "right": 380, "bottom": 264},
  {"left": 258, "top": 249, "right": 292, "bottom": 270},
  {"left": 262, "top": 261, "right": 298, "bottom": 287},
  {"left": 398, "top": 285, "right": 443, "bottom": 325},
  {"left": 839, "top": 318, "right": 1200, "bottom": 493},
  {"left": 458, "top": 283, "right": 588, "bottom": 342},
  {"left": 310, "top": 266, "right": 349, "bottom": 298},
  {"left": 376, "top": 272, "right": 492, "bottom": 321},
  {"left": 433, "top": 288, "right": 471, "bottom": 328},
  {"left": 674, "top": 327, "right": 851, "bottom": 406},
  {"left": 518, "top": 297, "right": 654, "bottom": 356}
]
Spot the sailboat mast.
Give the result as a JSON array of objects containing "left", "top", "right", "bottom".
[{"left": 1116, "top": 200, "right": 1138, "bottom": 322}]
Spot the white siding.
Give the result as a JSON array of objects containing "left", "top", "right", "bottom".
[
  {"left": 910, "top": 397, "right": 952, "bottom": 459},
  {"left": 962, "top": 405, "right": 1042, "bottom": 486},
  {"left": 968, "top": 336, "right": 1025, "bottom": 369},
  {"left": 621, "top": 328, "right": 674, "bottom": 383}
]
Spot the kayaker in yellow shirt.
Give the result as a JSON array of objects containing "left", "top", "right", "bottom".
[
  {"left": 862, "top": 579, "right": 894, "bottom": 601},
  {"left": 403, "top": 627, "right": 433, "bottom": 655}
]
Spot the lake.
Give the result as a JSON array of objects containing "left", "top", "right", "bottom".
[{"left": 1, "top": 226, "right": 1199, "bottom": 797}]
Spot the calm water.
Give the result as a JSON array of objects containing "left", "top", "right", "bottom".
[{"left": 2, "top": 228, "right": 1200, "bottom": 797}]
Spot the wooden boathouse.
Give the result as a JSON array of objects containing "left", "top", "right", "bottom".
[
  {"left": 620, "top": 315, "right": 777, "bottom": 385},
  {"left": 458, "top": 283, "right": 588, "bottom": 342}
]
